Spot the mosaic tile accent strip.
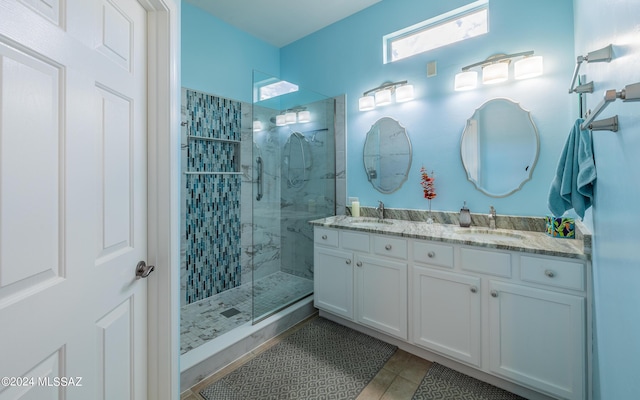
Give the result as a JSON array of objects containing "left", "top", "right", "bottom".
[{"left": 184, "top": 89, "right": 242, "bottom": 304}]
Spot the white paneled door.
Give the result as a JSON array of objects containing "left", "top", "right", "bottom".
[{"left": 0, "top": 1, "right": 150, "bottom": 399}]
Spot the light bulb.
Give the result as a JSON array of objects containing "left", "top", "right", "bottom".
[
  {"left": 358, "top": 95, "right": 375, "bottom": 111},
  {"left": 482, "top": 62, "right": 509, "bottom": 84},
  {"left": 395, "top": 85, "right": 414, "bottom": 102},
  {"left": 276, "top": 114, "right": 286, "bottom": 126},
  {"left": 374, "top": 89, "right": 392, "bottom": 106},
  {"left": 454, "top": 71, "right": 478, "bottom": 91},
  {"left": 297, "top": 110, "right": 311, "bottom": 123},
  {"left": 285, "top": 111, "right": 297, "bottom": 124},
  {"left": 514, "top": 56, "right": 543, "bottom": 80}
]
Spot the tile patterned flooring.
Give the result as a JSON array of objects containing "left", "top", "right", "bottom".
[
  {"left": 180, "top": 316, "right": 433, "bottom": 400},
  {"left": 181, "top": 271, "right": 313, "bottom": 354}
]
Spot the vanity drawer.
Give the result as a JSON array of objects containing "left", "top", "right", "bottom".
[
  {"left": 413, "top": 241, "right": 454, "bottom": 268},
  {"left": 520, "top": 256, "right": 585, "bottom": 291},
  {"left": 373, "top": 235, "right": 407, "bottom": 260},
  {"left": 342, "top": 231, "right": 370, "bottom": 252},
  {"left": 461, "top": 248, "right": 511, "bottom": 277},
  {"left": 314, "top": 228, "right": 338, "bottom": 248}
]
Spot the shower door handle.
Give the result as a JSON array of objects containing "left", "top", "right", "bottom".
[{"left": 256, "top": 156, "right": 263, "bottom": 201}]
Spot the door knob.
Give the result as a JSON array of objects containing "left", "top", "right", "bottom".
[{"left": 136, "top": 261, "right": 155, "bottom": 279}]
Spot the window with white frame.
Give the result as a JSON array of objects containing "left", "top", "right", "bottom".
[{"left": 384, "top": 0, "right": 489, "bottom": 63}]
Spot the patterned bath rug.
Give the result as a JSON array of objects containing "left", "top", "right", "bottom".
[
  {"left": 412, "top": 363, "right": 526, "bottom": 400},
  {"left": 200, "top": 317, "right": 397, "bottom": 400}
]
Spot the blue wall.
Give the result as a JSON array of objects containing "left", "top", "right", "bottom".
[
  {"left": 573, "top": 0, "right": 640, "bottom": 398},
  {"left": 281, "top": 0, "right": 575, "bottom": 217},
  {"left": 181, "top": 2, "right": 280, "bottom": 103}
]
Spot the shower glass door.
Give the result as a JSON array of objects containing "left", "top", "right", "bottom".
[{"left": 250, "top": 70, "right": 336, "bottom": 322}]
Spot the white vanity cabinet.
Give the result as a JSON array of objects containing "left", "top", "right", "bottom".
[
  {"left": 313, "top": 222, "right": 590, "bottom": 400},
  {"left": 487, "top": 256, "right": 587, "bottom": 400},
  {"left": 314, "top": 245, "right": 354, "bottom": 319},
  {"left": 413, "top": 245, "right": 588, "bottom": 400},
  {"left": 412, "top": 266, "right": 481, "bottom": 367},
  {"left": 313, "top": 227, "right": 408, "bottom": 340}
]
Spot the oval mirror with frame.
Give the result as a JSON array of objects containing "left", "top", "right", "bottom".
[
  {"left": 363, "top": 117, "right": 412, "bottom": 194},
  {"left": 460, "top": 98, "right": 539, "bottom": 197}
]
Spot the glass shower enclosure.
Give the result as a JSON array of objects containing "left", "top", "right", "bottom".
[{"left": 249, "top": 70, "right": 336, "bottom": 322}]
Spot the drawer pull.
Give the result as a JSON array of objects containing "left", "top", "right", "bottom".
[
  {"left": 544, "top": 269, "right": 556, "bottom": 278},
  {"left": 490, "top": 290, "right": 499, "bottom": 298},
  {"left": 470, "top": 286, "right": 478, "bottom": 293},
  {"left": 345, "top": 259, "right": 352, "bottom": 265},
  {"left": 356, "top": 261, "right": 362, "bottom": 267},
  {"left": 427, "top": 251, "right": 435, "bottom": 258},
  {"left": 322, "top": 234, "right": 328, "bottom": 240},
  {"left": 385, "top": 244, "right": 392, "bottom": 250}
]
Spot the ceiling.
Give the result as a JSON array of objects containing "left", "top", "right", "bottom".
[{"left": 184, "top": 0, "right": 382, "bottom": 48}]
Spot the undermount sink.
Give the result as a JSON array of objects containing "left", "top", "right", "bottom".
[
  {"left": 349, "top": 217, "right": 393, "bottom": 227},
  {"left": 454, "top": 227, "right": 525, "bottom": 242}
]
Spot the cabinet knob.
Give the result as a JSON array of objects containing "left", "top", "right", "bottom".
[
  {"left": 356, "top": 261, "right": 363, "bottom": 267},
  {"left": 345, "top": 259, "right": 352, "bottom": 265},
  {"left": 490, "top": 290, "right": 498, "bottom": 298},
  {"left": 385, "top": 244, "right": 392, "bottom": 250},
  {"left": 322, "top": 234, "right": 327, "bottom": 240},
  {"left": 427, "top": 251, "right": 435, "bottom": 258},
  {"left": 470, "top": 286, "right": 478, "bottom": 293},
  {"left": 544, "top": 269, "right": 555, "bottom": 278}
]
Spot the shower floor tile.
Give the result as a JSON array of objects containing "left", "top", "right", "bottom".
[{"left": 180, "top": 271, "right": 313, "bottom": 355}]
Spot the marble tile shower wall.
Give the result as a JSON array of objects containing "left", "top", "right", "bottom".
[
  {"left": 280, "top": 99, "right": 338, "bottom": 279},
  {"left": 182, "top": 88, "right": 242, "bottom": 305}
]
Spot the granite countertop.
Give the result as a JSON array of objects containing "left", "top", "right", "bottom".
[{"left": 309, "top": 215, "right": 591, "bottom": 260}]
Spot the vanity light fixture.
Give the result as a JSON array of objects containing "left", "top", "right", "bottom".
[
  {"left": 253, "top": 120, "right": 263, "bottom": 131},
  {"left": 275, "top": 107, "right": 311, "bottom": 126},
  {"left": 454, "top": 51, "right": 543, "bottom": 91},
  {"left": 358, "top": 81, "right": 415, "bottom": 111}
]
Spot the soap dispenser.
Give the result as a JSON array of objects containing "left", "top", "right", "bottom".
[{"left": 459, "top": 201, "right": 471, "bottom": 228}]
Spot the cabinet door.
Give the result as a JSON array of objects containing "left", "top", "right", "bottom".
[
  {"left": 314, "top": 247, "right": 354, "bottom": 319},
  {"left": 488, "top": 281, "right": 585, "bottom": 400},
  {"left": 355, "top": 255, "right": 408, "bottom": 339},
  {"left": 412, "top": 266, "right": 481, "bottom": 366}
]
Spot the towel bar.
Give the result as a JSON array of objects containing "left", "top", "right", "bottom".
[
  {"left": 588, "top": 116, "right": 618, "bottom": 132},
  {"left": 581, "top": 82, "right": 640, "bottom": 130},
  {"left": 569, "top": 44, "right": 613, "bottom": 93}
]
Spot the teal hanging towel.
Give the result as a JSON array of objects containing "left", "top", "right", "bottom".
[{"left": 547, "top": 118, "right": 596, "bottom": 219}]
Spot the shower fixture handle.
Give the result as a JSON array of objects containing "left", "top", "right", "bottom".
[{"left": 135, "top": 261, "right": 155, "bottom": 279}]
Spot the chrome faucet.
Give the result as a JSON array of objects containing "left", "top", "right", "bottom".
[
  {"left": 488, "top": 206, "right": 496, "bottom": 229},
  {"left": 376, "top": 200, "right": 385, "bottom": 220}
]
